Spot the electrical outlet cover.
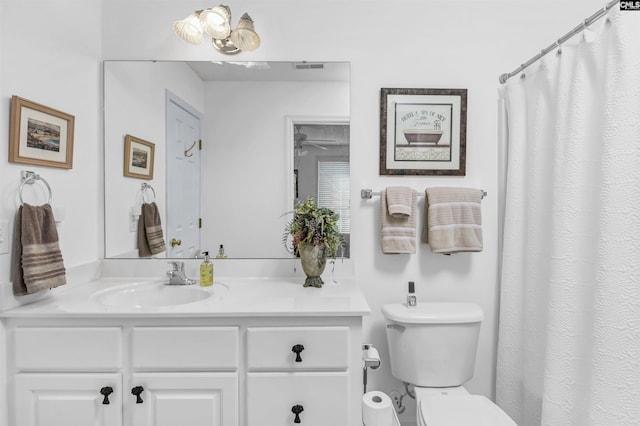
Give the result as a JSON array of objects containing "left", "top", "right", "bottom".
[{"left": 0, "top": 219, "right": 9, "bottom": 254}]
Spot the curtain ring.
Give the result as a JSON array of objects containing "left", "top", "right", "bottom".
[{"left": 603, "top": 5, "right": 611, "bottom": 23}]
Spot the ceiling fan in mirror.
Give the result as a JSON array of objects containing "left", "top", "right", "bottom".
[{"left": 294, "top": 124, "right": 336, "bottom": 155}]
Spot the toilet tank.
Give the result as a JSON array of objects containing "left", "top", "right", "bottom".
[{"left": 382, "top": 303, "right": 483, "bottom": 387}]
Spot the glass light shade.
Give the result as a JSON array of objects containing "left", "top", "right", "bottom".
[
  {"left": 199, "top": 5, "right": 232, "bottom": 39},
  {"left": 229, "top": 13, "right": 261, "bottom": 52},
  {"left": 173, "top": 12, "right": 204, "bottom": 45}
]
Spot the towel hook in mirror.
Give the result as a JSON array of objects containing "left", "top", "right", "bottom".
[
  {"left": 184, "top": 140, "right": 198, "bottom": 157},
  {"left": 19, "top": 170, "right": 52, "bottom": 205}
]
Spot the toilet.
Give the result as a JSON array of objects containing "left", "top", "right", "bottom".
[{"left": 382, "top": 302, "right": 516, "bottom": 426}]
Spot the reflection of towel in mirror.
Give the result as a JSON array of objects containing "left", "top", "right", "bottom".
[
  {"left": 422, "top": 187, "right": 483, "bottom": 254},
  {"left": 12, "top": 204, "right": 66, "bottom": 296},
  {"left": 138, "top": 202, "right": 166, "bottom": 257},
  {"left": 381, "top": 188, "right": 417, "bottom": 254}
]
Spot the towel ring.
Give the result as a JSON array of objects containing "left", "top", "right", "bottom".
[
  {"left": 141, "top": 183, "right": 156, "bottom": 203},
  {"left": 19, "top": 171, "right": 52, "bottom": 205}
]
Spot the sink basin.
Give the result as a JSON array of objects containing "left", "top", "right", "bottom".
[{"left": 92, "top": 281, "right": 214, "bottom": 308}]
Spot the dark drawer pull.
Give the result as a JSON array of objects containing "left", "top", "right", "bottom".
[
  {"left": 100, "top": 386, "right": 113, "bottom": 405},
  {"left": 291, "top": 404, "right": 304, "bottom": 423},
  {"left": 131, "top": 386, "right": 144, "bottom": 404},
  {"left": 291, "top": 344, "right": 305, "bottom": 362}
]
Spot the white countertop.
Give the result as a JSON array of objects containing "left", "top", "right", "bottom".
[{"left": 0, "top": 276, "right": 371, "bottom": 318}]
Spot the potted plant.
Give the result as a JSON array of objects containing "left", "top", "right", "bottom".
[{"left": 283, "top": 196, "right": 344, "bottom": 287}]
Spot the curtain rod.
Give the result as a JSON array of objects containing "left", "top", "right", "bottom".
[{"left": 499, "top": 0, "right": 619, "bottom": 84}]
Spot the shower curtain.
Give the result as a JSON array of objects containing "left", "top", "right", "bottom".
[{"left": 497, "top": 9, "right": 640, "bottom": 426}]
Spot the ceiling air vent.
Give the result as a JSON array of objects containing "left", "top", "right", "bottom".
[{"left": 293, "top": 62, "right": 325, "bottom": 70}]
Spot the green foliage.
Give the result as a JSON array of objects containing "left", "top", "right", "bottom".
[{"left": 282, "top": 196, "right": 345, "bottom": 258}]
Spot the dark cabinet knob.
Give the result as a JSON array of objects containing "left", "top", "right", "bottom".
[
  {"left": 100, "top": 386, "right": 113, "bottom": 405},
  {"left": 291, "top": 344, "right": 305, "bottom": 362},
  {"left": 291, "top": 404, "right": 304, "bottom": 423},
  {"left": 131, "top": 386, "right": 144, "bottom": 404}
]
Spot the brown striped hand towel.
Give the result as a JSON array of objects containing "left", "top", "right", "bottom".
[
  {"left": 137, "top": 202, "right": 166, "bottom": 257},
  {"left": 381, "top": 188, "right": 417, "bottom": 254},
  {"left": 422, "top": 187, "right": 483, "bottom": 254},
  {"left": 12, "top": 204, "right": 66, "bottom": 296}
]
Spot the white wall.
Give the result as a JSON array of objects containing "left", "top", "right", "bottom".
[
  {"left": 1, "top": 0, "right": 607, "bottom": 424},
  {"left": 0, "top": 0, "right": 102, "bottom": 306},
  {"left": 203, "top": 80, "right": 349, "bottom": 258}
]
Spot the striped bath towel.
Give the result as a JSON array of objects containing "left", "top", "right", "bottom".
[
  {"left": 138, "top": 202, "right": 166, "bottom": 257},
  {"left": 12, "top": 204, "right": 66, "bottom": 296},
  {"left": 381, "top": 188, "right": 417, "bottom": 254},
  {"left": 422, "top": 187, "right": 483, "bottom": 254}
]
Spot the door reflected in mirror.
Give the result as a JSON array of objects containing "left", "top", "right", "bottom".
[{"left": 104, "top": 60, "right": 350, "bottom": 259}]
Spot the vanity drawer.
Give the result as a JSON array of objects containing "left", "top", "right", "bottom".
[
  {"left": 246, "top": 326, "right": 349, "bottom": 371},
  {"left": 132, "top": 326, "right": 239, "bottom": 370},
  {"left": 14, "top": 327, "right": 122, "bottom": 372},
  {"left": 246, "top": 372, "right": 349, "bottom": 426}
]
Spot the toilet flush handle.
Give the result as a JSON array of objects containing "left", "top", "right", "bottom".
[{"left": 386, "top": 323, "right": 406, "bottom": 332}]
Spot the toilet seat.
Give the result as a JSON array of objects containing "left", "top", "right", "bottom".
[{"left": 419, "top": 395, "right": 516, "bottom": 426}]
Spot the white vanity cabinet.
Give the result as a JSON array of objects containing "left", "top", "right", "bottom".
[
  {"left": 7, "top": 322, "right": 239, "bottom": 426},
  {"left": 246, "top": 326, "right": 351, "bottom": 425},
  {"left": 5, "top": 316, "right": 365, "bottom": 426}
]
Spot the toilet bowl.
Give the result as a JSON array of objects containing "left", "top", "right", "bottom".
[{"left": 382, "top": 303, "right": 516, "bottom": 426}]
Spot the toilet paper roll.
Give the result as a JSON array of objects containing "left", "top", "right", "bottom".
[{"left": 362, "top": 391, "right": 393, "bottom": 426}]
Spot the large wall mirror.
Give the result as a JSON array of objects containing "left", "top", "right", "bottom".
[{"left": 104, "top": 60, "right": 350, "bottom": 259}]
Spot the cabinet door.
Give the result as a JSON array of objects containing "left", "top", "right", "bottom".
[
  {"left": 129, "top": 372, "right": 237, "bottom": 426},
  {"left": 15, "top": 373, "right": 122, "bottom": 426},
  {"left": 247, "top": 372, "right": 349, "bottom": 426}
]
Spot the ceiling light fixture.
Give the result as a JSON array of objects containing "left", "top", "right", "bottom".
[{"left": 173, "top": 5, "right": 260, "bottom": 54}]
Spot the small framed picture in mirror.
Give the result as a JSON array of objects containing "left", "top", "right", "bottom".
[{"left": 123, "top": 134, "right": 155, "bottom": 180}]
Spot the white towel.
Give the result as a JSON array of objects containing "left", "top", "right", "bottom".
[
  {"left": 381, "top": 188, "right": 417, "bottom": 254},
  {"left": 422, "top": 187, "right": 483, "bottom": 254}
]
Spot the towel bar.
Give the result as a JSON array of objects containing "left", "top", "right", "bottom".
[
  {"left": 361, "top": 188, "right": 487, "bottom": 200},
  {"left": 19, "top": 170, "right": 52, "bottom": 205}
]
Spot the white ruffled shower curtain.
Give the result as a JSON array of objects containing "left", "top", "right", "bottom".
[{"left": 497, "top": 8, "right": 640, "bottom": 426}]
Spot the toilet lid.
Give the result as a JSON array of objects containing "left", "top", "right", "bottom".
[{"left": 420, "top": 395, "right": 516, "bottom": 426}]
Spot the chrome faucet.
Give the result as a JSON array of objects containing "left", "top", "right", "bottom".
[{"left": 166, "top": 261, "right": 197, "bottom": 285}]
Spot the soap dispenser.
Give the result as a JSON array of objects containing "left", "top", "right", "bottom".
[
  {"left": 216, "top": 244, "right": 227, "bottom": 259},
  {"left": 406, "top": 281, "right": 417, "bottom": 308},
  {"left": 200, "top": 251, "right": 213, "bottom": 287}
]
